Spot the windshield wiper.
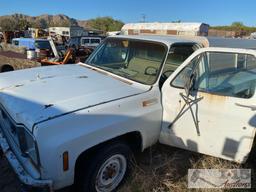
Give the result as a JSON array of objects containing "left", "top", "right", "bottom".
[
  {"left": 85, "top": 63, "right": 134, "bottom": 79},
  {"left": 112, "top": 69, "right": 134, "bottom": 78}
]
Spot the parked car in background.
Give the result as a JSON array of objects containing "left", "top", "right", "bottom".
[
  {"left": 250, "top": 32, "right": 256, "bottom": 39},
  {"left": 0, "top": 35, "right": 256, "bottom": 192},
  {"left": 80, "top": 36, "right": 102, "bottom": 48},
  {"left": 67, "top": 36, "right": 103, "bottom": 50},
  {"left": 12, "top": 38, "right": 51, "bottom": 51},
  {"left": 106, "top": 31, "right": 121, "bottom": 36}
]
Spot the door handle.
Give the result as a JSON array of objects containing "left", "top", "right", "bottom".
[{"left": 235, "top": 103, "right": 256, "bottom": 111}]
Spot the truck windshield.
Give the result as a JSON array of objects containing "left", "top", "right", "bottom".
[
  {"left": 35, "top": 41, "right": 51, "bottom": 50},
  {"left": 86, "top": 38, "right": 167, "bottom": 85}
]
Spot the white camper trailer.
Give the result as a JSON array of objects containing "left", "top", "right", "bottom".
[{"left": 121, "top": 22, "right": 209, "bottom": 36}]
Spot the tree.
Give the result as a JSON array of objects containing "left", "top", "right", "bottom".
[
  {"left": 87, "top": 17, "right": 124, "bottom": 32},
  {"left": 0, "top": 18, "right": 17, "bottom": 43},
  {"left": 231, "top": 22, "right": 244, "bottom": 28},
  {"left": 32, "top": 18, "right": 48, "bottom": 29},
  {"left": 17, "top": 19, "right": 31, "bottom": 31},
  {"left": 231, "top": 22, "right": 245, "bottom": 31},
  {"left": 0, "top": 18, "right": 17, "bottom": 31},
  {"left": 210, "top": 22, "right": 256, "bottom": 36}
]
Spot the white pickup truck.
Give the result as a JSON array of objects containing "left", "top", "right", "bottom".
[{"left": 0, "top": 35, "right": 256, "bottom": 192}]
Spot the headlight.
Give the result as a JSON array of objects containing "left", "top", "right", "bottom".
[{"left": 17, "top": 127, "right": 39, "bottom": 166}]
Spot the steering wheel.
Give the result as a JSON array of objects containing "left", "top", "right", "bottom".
[{"left": 144, "top": 66, "right": 158, "bottom": 75}]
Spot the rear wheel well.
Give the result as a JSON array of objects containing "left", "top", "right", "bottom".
[
  {"left": 0, "top": 64, "right": 14, "bottom": 72},
  {"left": 74, "top": 132, "right": 142, "bottom": 183}
]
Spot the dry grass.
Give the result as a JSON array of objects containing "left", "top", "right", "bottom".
[
  {"left": 1, "top": 143, "right": 254, "bottom": 192},
  {"left": 120, "top": 144, "right": 255, "bottom": 192}
]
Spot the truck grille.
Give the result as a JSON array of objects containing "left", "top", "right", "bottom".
[{"left": 0, "top": 108, "right": 20, "bottom": 148}]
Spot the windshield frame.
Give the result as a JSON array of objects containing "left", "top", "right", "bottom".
[{"left": 85, "top": 37, "right": 169, "bottom": 85}]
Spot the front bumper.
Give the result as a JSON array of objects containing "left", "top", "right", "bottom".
[{"left": 0, "top": 130, "right": 53, "bottom": 191}]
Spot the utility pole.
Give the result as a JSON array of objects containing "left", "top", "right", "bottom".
[{"left": 140, "top": 14, "right": 146, "bottom": 23}]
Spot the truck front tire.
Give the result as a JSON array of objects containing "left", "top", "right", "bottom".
[
  {"left": 76, "top": 142, "right": 133, "bottom": 192},
  {"left": 0, "top": 64, "right": 14, "bottom": 73}
]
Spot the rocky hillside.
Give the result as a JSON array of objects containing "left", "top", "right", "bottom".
[
  {"left": 0, "top": 14, "right": 124, "bottom": 32},
  {"left": 0, "top": 13, "right": 87, "bottom": 28}
]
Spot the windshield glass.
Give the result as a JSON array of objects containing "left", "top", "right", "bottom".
[
  {"left": 91, "top": 38, "right": 101, "bottom": 44},
  {"left": 87, "top": 38, "right": 167, "bottom": 85},
  {"left": 35, "top": 40, "right": 51, "bottom": 50}
]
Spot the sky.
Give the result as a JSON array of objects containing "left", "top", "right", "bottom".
[{"left": 1, "top": 0, "right": 256, "bottom": 26}]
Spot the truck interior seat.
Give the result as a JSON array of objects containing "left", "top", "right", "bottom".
[{"left": 127, "top": 57, "right": 161, "bottom": 84}]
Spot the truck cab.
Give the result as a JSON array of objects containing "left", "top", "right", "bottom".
[{"left": 0, "top": 35, "right": 256, "bottom": 192}]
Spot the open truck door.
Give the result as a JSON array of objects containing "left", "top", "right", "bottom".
[{"left": 160, "top": 47, "right": 256, "bottom": 163}]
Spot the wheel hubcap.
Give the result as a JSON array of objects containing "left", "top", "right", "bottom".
[{"left": 95, "top": 154, "right": 127, "bottom": 192}]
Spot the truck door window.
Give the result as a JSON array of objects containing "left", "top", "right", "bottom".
[
  {"left": 172, "top": 52, "right": 256, "bottom": 99},
  {"left": 246, "top": 55, "right": 256, "bottom": 69},
  {"left": 203, "top": 52, "right": 256, "bottom": 98},
  {"left": 171, "top": 55, "right": 201, "bottom": 88},
  {"left": 91, "top": 39, "right": 101, "bottom": 44},
  {"left": 13, "top": 40, "right": 19, "bottom": 46},
  {"left": 82, "top": 38, "right": 90, "bottom": 45},
  {"left": 160, "top": 44, "right": 195, "bottom": 87}
]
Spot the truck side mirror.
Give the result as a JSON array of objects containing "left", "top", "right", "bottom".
[{"left": 184, "top": 69, "right": 195, "bottom": 96}]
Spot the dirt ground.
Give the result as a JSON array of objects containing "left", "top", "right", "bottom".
[
  {"left": 0, "top": 154, "right": 21, "bottom": 192},
  {"left": 1, "top": 144, "right": 255, "bottom": 192},
  {"left": 0, "top": 155, "right": 71, "bottom": 192},
  {"left": 0, "top": 52, "right": 41, "bottom": 71}
]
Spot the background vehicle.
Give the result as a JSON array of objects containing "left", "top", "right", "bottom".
[
  {"left": 12, "top": 38, "right": 51, "bottom": 50},
  {"left": 66, "top": 36, "right": 80, "bottom": 50},
  {"left": 67, "top": 36, "right": 103, "bottom": 50},
  {"left": 80, "top": 36, "right": 102, "bottom": 48}
]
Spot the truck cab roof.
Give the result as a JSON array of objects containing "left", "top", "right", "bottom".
[{"left": 110, "top": 35, "right": 256, "bottom": 49}]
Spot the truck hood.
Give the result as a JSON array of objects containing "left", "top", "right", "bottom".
[{"left": 0, "top": 64, "right": 146, "bottom": 131}]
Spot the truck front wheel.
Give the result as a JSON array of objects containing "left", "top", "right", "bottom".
[
  {"left": 0, "top": 64, "right": 14, "bottom": 73},
  {"left": 77, "top": 142, "right": 133, "bottom": 192}
]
